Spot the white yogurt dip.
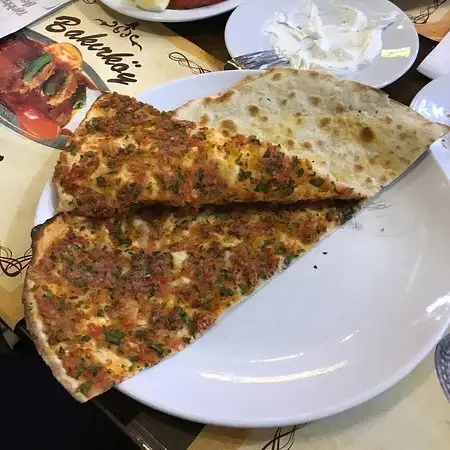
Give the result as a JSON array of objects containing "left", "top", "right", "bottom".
[{"left": 264, "top": 0, "right": 397, "bottom": 75}]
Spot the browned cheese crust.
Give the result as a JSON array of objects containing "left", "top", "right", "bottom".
[
  {"left": 23, "top": 201, "right": 358, "bottom": 401},
  {"left": 53, "top": 93, "right": 361, "bottom": 217}
]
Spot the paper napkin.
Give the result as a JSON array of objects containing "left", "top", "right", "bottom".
[{"left": 418, "top": 31, "right": 450, "bottom": 79}]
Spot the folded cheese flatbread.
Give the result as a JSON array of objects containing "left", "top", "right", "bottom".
[
  {"left": 54, "top": 93, "right": 361, "bottom": 217},
  {"left": 174, "top": 68, "right": 449, "bottom": 198},
  {"left": 23, "top": 201, "right": 358, "bottom": 401}
]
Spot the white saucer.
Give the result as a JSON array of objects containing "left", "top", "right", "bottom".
[{"left": 225, "top": 0, "right": 419, "bottom": 88}]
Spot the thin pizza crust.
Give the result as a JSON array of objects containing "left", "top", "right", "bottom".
[{"left": 23, "top": 215, "right": 89, "bottom": 401}]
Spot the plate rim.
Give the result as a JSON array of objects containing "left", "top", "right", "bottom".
[
  {"left": 35, "top": 70, "right": 450, "bottom": 427},
  {"left": 224, "top": 0, "right": 419, "bottom": 89},
  {"left": 99, "top": 0, "right": 244, "bottom": 22}
]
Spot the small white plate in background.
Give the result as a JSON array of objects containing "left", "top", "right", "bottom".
[
  {"left": 411, "top": 74, "right": 450, "bottom": 126},
  {"left": 225, "top": 0, "right": 419, "bottom": 88}
]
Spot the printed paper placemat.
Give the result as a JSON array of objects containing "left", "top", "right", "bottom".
[{"left": 0, "top": 0, "right": 221, "bottom": 328}]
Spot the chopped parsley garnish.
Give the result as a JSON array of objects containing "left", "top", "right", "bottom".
[
  {"left": 86, "top": 265, "right": 98, "bottom": 274},
  {"left": 174, "top": 306, "right": 196, "bottom": 336},
  {"left": 84, "top": 151, "right": 94, "bottom": 157},
  {"left": 96, "top": 176, "right": 106, "bottom": 187},
  {"left": 80, "top": 335, "right": 92, "bottom": 342},
  {"left": 284, "top": 255, "right": 295, "bottom": 268},
  {"left": 175, "top": 306, "right": 188, "bottom": 321},
  {"left": 217, "top": 269, "right": 229, "bottom": 283},
  {"left": 135, "top": 330, "right": 146, "bottom": 340},
  {"left": 146, "top": 341, "right": 165, "bottom": 356},
  {"left": 55, "top": 300, "right": 68, "bottom": 312},
  {"left": 104, "top": 329, "right": 124, "bottom": 345},
  {"left": 90, "top": 117, "right": 101, "bottom": 131},
  {"left": 277, "top": 245, "right": 288, "bottom": 255},
  {"left": 128, "top": 183, "right": 140, "bottom": 199},
  {"left": 219, "top": 286, "right": 234, "bottom": 296},
  {"left": 239, "top": 284, "right": 248, "bottom": 295},
  {"left": 170, "top": 172, "right": 184, "bottom": 194},
  {"left": 261, "top": 239, "right": 275, "bottom": 250},
  {"left": 291, "top": 156, "right": 299, "bottom": 167},
  {"left": 124, "top": 143, "right": 136, "bottom": 154},
  {"left": 117, "top": 123, "right": 131, "bottom": 133},
  {"left": 280, "top": 179, "right": 295, "bottom": 196},
  {"left": 238, "top": 169, "right": 252, "bottom": 181},
  {"left": 266, "top": 161, "right": 282, "bottom": 173},
  {"left": 88, "top": 365, "right": 101, "bottom": 376},
  {"left": 296, "top": 168, "right": 304, "bottom": 177},
  {"left": 72, "top": 277, "right": 87, "bottom": 289},
  {"left": 255, "top": 181, "right": 269, "bottom": 193},
  {"left": 79, "top": 381, "right": 92, "bottom": 395},
  {"left": 58, "top": 346, "right": 65, "bottom": 356},
  {"left": 106, "top": 161, "right": 116, "bottom": 170},
  {"left": 97, "top": 308, "right": 104, "bottom": 317},
  {"left": 118, "top": 237, "right": 132, "bottom": 247},
  {"left": 341, "top": 212, "right": 353, "bottom": 225},
  {"left": 309, "top": 177, "right": 324, "bottom": 187},
  {"left": 74, "top": 364, "right": 84, "bottom": 379}
]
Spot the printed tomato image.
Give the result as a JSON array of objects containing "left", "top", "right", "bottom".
[{"left": 15, "top": 106, "right": 61, "bottom": 141}]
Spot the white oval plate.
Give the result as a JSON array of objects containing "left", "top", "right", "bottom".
[
  {"left": 36, "top": 71, "right": 450, "bottom": 427},
  {"left": 411, "top": 74, "right": 450, "bottom": 126},
  {"left": 100, "top": 0, "right": 243, "bottom": 23},
  {"left": 225, "top": 0, "right": 418, "bottom": 88}
]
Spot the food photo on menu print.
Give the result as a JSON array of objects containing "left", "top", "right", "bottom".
[{"left": 0, "top": 28, "right": 108, "bottom": 150}]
